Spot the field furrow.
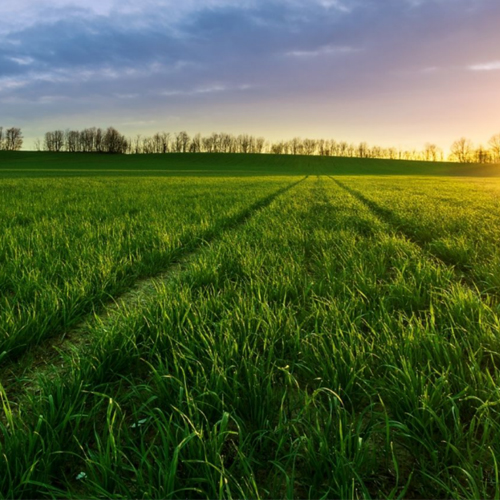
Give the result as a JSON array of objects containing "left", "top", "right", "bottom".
[
  {"left": 2, "top": 175, "right": 500, "bottom": 499},
  {"left": 0, "top": 176, "right": 305, "bottom": 399},
  {"left": 334, "top": 176, "right": 500, "bottom": 296},
  {"left": 0, "top": 176, "right": 299, "bottom": 361}
]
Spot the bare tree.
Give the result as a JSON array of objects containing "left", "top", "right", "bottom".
[
  {"left": 179, "top": 131, "right": 191, "bottom": 153},
  {"left": 424, "top": 143, "right": 442, "bottom": 162},
  {"left": 449, "top": 137, "right": 474, "bottom": 163},
  {"left": 66, "top": 130, "right": 80, "bottom": 152},
  {"left": 4, "top": 127, "right": 23, "bottom": 151},
  {"left": 44, "top": 131, "right": 54, "bottom": 151},
  {"left": 254, "top": 137, "right": 266, "bottom": 154},
  {"left": 357, "top": 142, "right": 369, "bottom": 158},
  {"left": 303, "top": 138, "right": 317, "bottom": 156},
  {"left": 270, "top": 141, "right": 284, "bottom": 154},
  {"left": 237, "top": 134, "right": 252, "bottom": 154},
  {"left": 219, "top": 133, "right": 233, "bottom": 153},
  {"left": 200, "top": 136, "right": 211, "bottom": 153},
  {"left": 92, "top": 127, "right": 100, "bottom": 152},
  {"left": 371, "top": 145, "right": 383, "bottom": 158},
  {"left": 142, "top": 136, "right": 154, "bottom": 154},
  {"left": 474, "top": 145, "right": 490, "bottom": 164},
  {"left": 489, "top": 134, "right": 500, "bottom": 162},
  {"left": 102, "top": 127, "right": 127, "bottom": 154},
  {"left": 132, "top": 135, "right": 142, "bottom": 154},
  {"left": 160, "top": 132, "right": 170, "bottom": 153},
  {"left": 44, "top": 130, "right": 64, "bottom": 152},
  {"left": 31, "top": 125, "right": 500, "bottom": 163},
  {"left": 337, "top": 141, "right": 348, "bottom": 157},
  {"left": 190, "top": 133, "right": 202, "bottom": 153},
  {"left": 290, "top": 137, "right": 303, "bottom": 155},
  {"left": 79, "top": 128, "right": 97, "bottom": 152}
]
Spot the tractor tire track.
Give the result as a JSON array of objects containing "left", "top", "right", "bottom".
[
  {"left": 0, "top": 176, "right": 307, "bottom": 402},
  {"left": 329, "top": 176, "right": 491, "bottom": 299}
]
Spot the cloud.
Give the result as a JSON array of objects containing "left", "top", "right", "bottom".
[
  {"left": 316, "top": 0, "right": 351, "bottom": 12},
  {"left": 160, "top": 84, "right": 254, "bottom": 97},
  {"left": 286, "top": 45, "right": 361, "bottom": 58},
  {"left": 468, "top": 60, "right": 500, "bottom": 71},
  {"left": 0, "top": 0, "right": 499, "bottom": 151},
  {"left": 8, "top": 56, "right": 35, "bottom": 66}
]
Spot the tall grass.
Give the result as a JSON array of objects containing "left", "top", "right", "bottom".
[
  {"left": 336, "top": 176, "right": 500, "bottom": 294},
  {"left": 0, "top": 176, "right": 290, "bottom": 360},
  {"left": 2, "top": 176, "right": 500, "bottom": 498}
]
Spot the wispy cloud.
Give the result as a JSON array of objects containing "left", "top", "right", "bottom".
[
  {"left": 314, "top": 0, "right": 351, "bottom": 13},
  {"left": 160, "top": 84, "right": 253, "bottom": 97},
  {"left": 1, "top": 0, "right": 499, "bottom": 150},
  {"left": 286, "top": 45, "right": 360, "bottom": 58},
  {"left": 0, "top": 77, "right": 30, "bottom": 92},
  {"left": 0, "top": 61, "right": 187, "bottom": 96},
  {"left": 8, "top": 56, "right": 34, "bottom": 65},
  {"left": 468, "top": 60, "right": 500, "bottom": 71}
]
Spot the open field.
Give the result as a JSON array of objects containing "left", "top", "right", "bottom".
[
  {"left": 2, "top": 151, "right": 500, "bottom": 177},
  {"left": 1, "top": 153, "right": 500, "bottom": 498}
]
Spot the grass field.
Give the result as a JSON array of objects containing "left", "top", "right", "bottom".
[
  {"left": 1, "top": 152, "right": 500, "bottom": 499},
  {"left": 2, "top": 151, "right": 500, "bottom": 177}
]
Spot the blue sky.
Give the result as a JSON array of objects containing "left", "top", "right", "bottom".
[{"left": 1, "top": 0, "right": 499, "bottom": 151}]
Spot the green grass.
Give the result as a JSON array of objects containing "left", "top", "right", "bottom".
[
  {"left": 1, "top": 150, "right": 500, "bottom": 177},
  {"left": 1, "top": 153, "right": 500, "bottom": 498},
  {"left": 334, "top": 177, "right": 500, "bottom": 293},
  {"left": 0, "top": 175, "right": 292, "bottom": 360}
]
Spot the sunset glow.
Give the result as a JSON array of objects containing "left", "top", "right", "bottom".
[{"left": 1, "top": 0, "right": 499, "bottom": 152}]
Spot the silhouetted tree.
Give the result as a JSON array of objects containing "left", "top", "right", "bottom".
[
  {"left": 44, "top": 130, "right": 64, "bottom": 152},
  {"left": 3, "top": 127, "right": 23, "bottom": 151},
  {"left": 102, "top": 127, "right": 128, "bottom": 154},
  {"left": 424, "top": 143, "right": 441, "bottom": 162},
  {"left": 357, "top": 142, "right": 369, "bottom": 158},
  {"left": 489, "top": 134, "right": 500, "bottom": 162},
  {"left": 474, "top": 145, "right": 490, "bottom": 164},
  {"left": 303, "top": 139, "right": 317, "bottom": 156},
  {"left": 66, "top": 130, "right": 80, "bottom": 152},
  {"left": 31, "top": 125, "right": 500, "bottom": 163},
  {"left": 190, "top": 133, "right": 202, "bottom": 153},
  {"left": 449, "top": 137, "right": 474, "bottom": 163}
]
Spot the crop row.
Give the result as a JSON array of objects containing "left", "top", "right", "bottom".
[
  {"left": 1, "top": 177, "right": 500, "bottom": 498},
  {"left": 0, "top": 176, "right": 292, "bottom": 360},
  {"left": 337, "top": 176, "right": 500, "bottom": 295}
]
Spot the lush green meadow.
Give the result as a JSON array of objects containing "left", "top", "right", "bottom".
[
  {"left": 2, "top": 150, "right": 500, "bottom": 177},
  {"left": 1, "top": 152, "right": 500, "bottom": 499}
]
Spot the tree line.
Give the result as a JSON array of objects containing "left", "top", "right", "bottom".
[
  {"left": 3, "top": 125, "right": 500, "bottom": 163},
  {"left": 449, "top": 136, "right": 500, "bottom": 164},
  {"left": 36, "top": 127, "right": 500, "bottom": 163},
  {"left": 0, "top": 127, "right": 23, "bottom": 151},
  {"left": 37, "top": 127, "right": 128, "bottom": 154}
]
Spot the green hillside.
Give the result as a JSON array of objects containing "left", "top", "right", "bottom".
[{"left": 1, "top": 151, "right": 499, "bottom": 177}]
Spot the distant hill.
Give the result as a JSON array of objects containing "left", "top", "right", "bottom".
[{"left": 1, "top": 151, "right": 499, "bottom": 177}]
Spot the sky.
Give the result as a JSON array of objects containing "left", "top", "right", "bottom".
[{"left": 1, "top": 0, "right": 499, "bottom": 152}]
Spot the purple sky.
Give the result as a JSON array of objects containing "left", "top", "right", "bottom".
[{"left": 1, "top": 0, "right": 499, "bottom": 152}]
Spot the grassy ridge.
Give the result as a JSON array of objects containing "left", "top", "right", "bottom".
[{"left": 1, "top": 151, "right": 500, "bottom": 177}]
